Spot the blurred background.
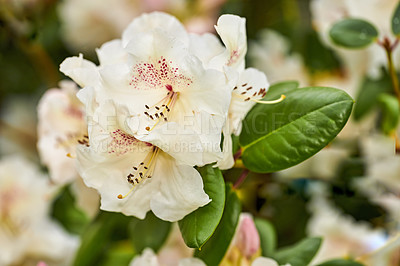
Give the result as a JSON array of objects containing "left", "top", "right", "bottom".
[{"left": 1, "top": 0, "right": 400, "bottom": 265}]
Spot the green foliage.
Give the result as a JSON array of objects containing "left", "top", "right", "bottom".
[
  {"left": 240, "top": 86, "right": 353, "bottom": 173},
  {"left": 354, "top": 73, "right": 392, "bottom": 120},
  {"left": 194, "top": 184, "right": 241, "bottom": 266},
  {"left": 317, "top": 259, "right": 365, "bottom": 266},
  {"left": 128, "top": 212, "right": 171, "bottom": 254},
  {"left": 263, "top": 81, "right": 299, "bottom": 101},
  {"left": 73, "top": 211, "right": 130, "bottom": 266},
  {"left": 179, "top": 165, "right": 226, "bottom": 248},
  {"left": 51, "top": 186, "right": 90, "bottom": 235},
  {"left": 254, "top": 218, "right": 277, "bottom": 257},
  {"left": 378, "top": 93, "right": 400, "bottom": 135},
  {"left": 330, "top": 19, "right": 379, "bottom": 48},
  {"left": 100, "top": 242, "right": 135, "bottom": 266},
  {"left": 392, "top": 2, "right": 400, "bottom": 36},
  {"left": 273, "top": 237, "right": 322, "bottom": 266}
]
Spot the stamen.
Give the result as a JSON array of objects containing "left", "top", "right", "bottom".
[
  {"left": 233, "top": 93, "right": 286, "bottom": 104},
  {"left": 117, "top": 147, "right": 160, "bottom": 199},
  {"left": 252, "top": 94, "right": 286, "bottom": 104}
]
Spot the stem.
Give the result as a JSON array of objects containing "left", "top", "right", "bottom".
[
  {"left": 233, "top": 169, "right": 249, "bottom": 189},
  {"left": 233, "top": 148, "right": 242, "bottom": 161},
  {"left": 381, "top": 37, "right": 400, "bottom": 103}
]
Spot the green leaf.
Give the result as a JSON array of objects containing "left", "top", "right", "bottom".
[
  {"left": 51, "top": 186, "right": 90, "bottom": 235},
  {"left": 73, "top": 212, "right": 125, "bottom": 266},
  {"left": 128, "top": 211, "right": 171, "bottom": 253},
  {"left": 378, "top": 93, "right": 400, "bottom": 135},
  {"left": 263, "top": 81, "right": 299, "bottom": 101},
  {"left": 354, "top": 73, "right": 392, "bottom": 120},
  {"left": 179, "top": 165, "right": 226, "bottom": 248},
  {"left": 240, "top": 87, "right": 354, "bottom": 173},
  {"left": 317, "top": 259, "right": 365, "bottom": 266},
  {"left": 194, "top": 184, "right": 241, "bottom": 266},
  {"left": 254, "top": 218, "right": 277, "bottom": 257},
  {"left": 329, "top": 18, "right": 379, "bottom": 48},
  {"left": 274, "top": 237, "right": 322, "bottom": 266},
  {"left": 392, "top": 2, "right": 400, "bottom": 36}
]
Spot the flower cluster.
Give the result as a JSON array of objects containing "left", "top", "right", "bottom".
[{"left": 55, "top": 12, "right": 274, "bottom": 222}]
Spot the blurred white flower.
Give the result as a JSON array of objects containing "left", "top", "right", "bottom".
[
  {"left": 129, "top": 248, "right": 205, "bottom": 266},
  {"left": 0, "top": 155, "right": 79, "bottom": 266},
  {"left": 58, "top": 0, "right": 144, "bottom": 52},
  {"left": 310, "top": 0, "right": 400, "bottom": 79},
  {"left": 276, "top": 145, "right": 350, "bottom": 180},
  {"left": 307, "top": 186, "right": 387, "bottom": 264},
  {"left": 248, "top": 30, "right": 309, "bottom": 87},
  {"left": 37, "top": 80, "right": 100, "bottom": 218},
  {"left": 37, "top": 80, "right": 86, "bottom": 185},
  {"left": 252, "top": 257, "right": 290, "bottom": 266},
  {"left": 58, "top": 0, "right": 226, "bottom": 52}
]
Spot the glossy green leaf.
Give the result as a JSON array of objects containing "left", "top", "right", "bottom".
[
  {"left": 392, "top": 2, "right": 400, "bottom": 36},
  {"left": 262, "top": 81, "right": 299, "bottom": 101},
  {"left": 128, "top": 211, "right": 171, "bottom": 254},
  {"left": 194, "top": 184, "right": 241, "bottom": 266},
  {"left": 330, "top": 18, "right": 378, "bottom": 48},
  {"left": 378, "top": 93, "right": 400, "bottom": 135},
  {"left": 179, "top": 165, "right": 226, "bottom": 248},
  {"left": 354, "top": 73, "right": 392, "bottom": 120},
  {"left": 240, "top": 87, "right": 353, "bottom": 173},
  {"left": 73, "top": 212, "right": 124, "bottom": 266},
  {"left": 254, "top": 218, "right": 277, "bottom": 257},
  {"left": 274, "top": 237, "right": 322, "bottom": 266},
  {"left": 317, "top": 259, "right": 365, "bottom": 266}
]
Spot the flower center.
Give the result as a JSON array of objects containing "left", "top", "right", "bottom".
[
  {"left": 117, "top": 146, "right": 160, "bottom": 199},
  {"left": 56, "top": 131, "right": 89, "bottom": 158},
  {"left": 144, "top": 85, "right": 179, "bottom": 131}
]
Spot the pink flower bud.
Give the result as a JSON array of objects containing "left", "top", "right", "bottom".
[{"left": 235, "top": 213, "right": 261, "bottom": 258}]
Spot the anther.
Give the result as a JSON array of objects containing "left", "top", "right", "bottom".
[
  {"left": 145, "top": 105, "right": 149, "bottom": 109},
  {"left": 146, "top": 127, "right": 150, "bottom": 131}
]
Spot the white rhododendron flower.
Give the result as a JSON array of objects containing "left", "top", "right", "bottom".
[
  {"left": 74, "top": 99, "right": 210, "bottom": 221},
  {"left": 0, "top": 155, "right": 79, "bottom": 265},
  {"left": 248, "top": 29, "right": 309, "bottom": 87},
  {"left": 129, "top": 248, "right": 206, "bottom": 266},
  {"left": 210, "top": 15, "right": 281, "bottom": 169},
  {"left": 307, "top": 185, "right": 387, "bottom": 264},
  {"left": 311, "top": 0, "right": 400, "bottom": 79},
  {"left": 61, "top": 12, "right": 232, "bottom": 166},
  {"left": 37, "top": 80, "right": 100, "bottom": 218},
  {"left": 37, "top": 80, "right": 87, "bottom": 185}
]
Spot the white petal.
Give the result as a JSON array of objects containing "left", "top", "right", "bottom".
[
  {"left": 59, "top": 54, "right": 100, "bottom": 88},
  {"left": 179, "top": 258, "right": 206, "bottom": 266},
  {"left": 70, "top": 177, "right": 100, "bottom": 219},
  {"left": 213, "top": 14, "right": 247, "bottom": 70},
  {"left": 96, "top": 39, "right": 128, "bottom": 66},
  {"left": 122, "top": 12, "right": 188, "bottom": 47},
  {"left": 129, "top": 248, "right": 159, "bottom": 266},
  {"left": 251, "top": 257, "right": 279, "bottom": 266},
  {"left": 27, "top": 219, "right": 80, "bottom": 265},
  {"left": 229, "top": 68, "right": 269, "bottom": 135},
  {"left": 216, "top": 123, "right": 235, "bottom": 170},
  {"left": 150, "top": 154, "right": 210, "bottom": 222},
  {"left": 188, "top": 32, "right": 224, "bottom": 67},
  {"left": 75, "top": 142, "right": 159, "bottom": 219}
]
